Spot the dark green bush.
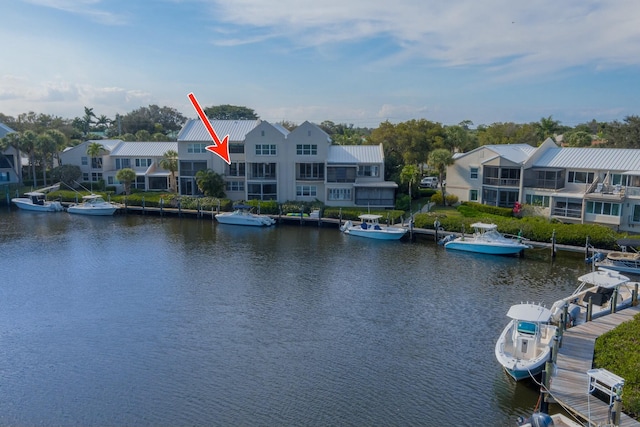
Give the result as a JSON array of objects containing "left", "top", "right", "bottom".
[{"left": 594, "top": 313, "right": 640, "bottom": 417}]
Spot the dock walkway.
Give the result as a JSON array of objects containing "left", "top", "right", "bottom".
[{"left": 549, "top": 305, "right": 640, "bottom": 426}]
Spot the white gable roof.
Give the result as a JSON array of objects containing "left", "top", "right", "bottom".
[
  {"left": 109, "top": 141, "right": 178, "bottom": 157},
  {"left": 534, "top": 147, "right": 640, "bottom": 171},
  {"left": 456, "top": 144, "right": 536, "bottom": 164},
  {"left": 177, "top": 119, "right": 261, "bottom": 142},
  {"left": 327, "top": 144, "right": 384, "bottom": 164}
]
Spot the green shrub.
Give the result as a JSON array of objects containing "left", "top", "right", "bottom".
[
  {"left": 431, "top": 192, "right": 444, "bottom": 205},
  {"left": 445, "top": 194, "right": 458, "bottom": 206},
  {"left": 395, "top": 194, "right": 410, "bottom": 211},
  {"left": 594, "top": 313, "right": 640, "bottom": 417}
]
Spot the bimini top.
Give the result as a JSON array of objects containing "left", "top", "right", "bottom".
[
  {"left": 578, "top": 269, "right": 629, "bottom": 288},
  {"left": 506, "top": 303, "right": 552, "bottom": 322},
  {"left": 358, "top": 214, "right": 383, "bottom": 221},
  {"left": 233, "top": 204, "right": 254, "bottom": 210},
  {"left": 471, "top": 222, "right": 498, "bottom": 231}
]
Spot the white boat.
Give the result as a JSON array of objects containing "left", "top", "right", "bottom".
[
  {"left": 340, "top": 214, "right": 407, "bottom": 240},
  {"left": 67, "top": 194, "right": 118, "bottom": 216},
  {"left": 495, "top": 303, "right": 558, "bottom": 381},
  {"left": 215, "top": 204, "right": 276, "bottom": 227},
  {"left": 594, "top": 239, "right": 640, "bottom": 276},
  {"left": 443, "top": 222, "right": 531, "bottom": 255},
  {"left": 11, "top": 191, "right": 64, "bottom": 212},
  {"left": 549, "top": 269, "right": 635, "bottom": 328}
]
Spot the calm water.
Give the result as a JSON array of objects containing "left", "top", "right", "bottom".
[{"left": 0, "top": 209, "right": 591, "bottom": 426}]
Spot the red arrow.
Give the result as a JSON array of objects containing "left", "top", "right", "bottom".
[{"left": 188, "top": 92, "right": 231, "bottom": 164}]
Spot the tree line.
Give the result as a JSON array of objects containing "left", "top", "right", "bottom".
[{"left": 3, "top": 103, "right": 640, "bottom": 200}]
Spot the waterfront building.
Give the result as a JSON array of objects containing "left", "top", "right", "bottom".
[
  {"left": 59, "top": 140, "right": 178, "bottom": 193},
  {"left": 0, "top": 122, "right": 21, "bottom": 185},
  {"left": 446, "top": 138, "right": 640, "bottom": 232},
  {"left": 177, "top": 119, "right": 397, "bottom": 207}
]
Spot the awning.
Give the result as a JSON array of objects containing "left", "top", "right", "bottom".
[{"left": 353, "top": 181, "right": 398, "bottom": 188}]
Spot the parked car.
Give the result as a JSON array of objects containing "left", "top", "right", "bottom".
[{"left": 420, "top": 176, "right": 439, "bottom": 188}]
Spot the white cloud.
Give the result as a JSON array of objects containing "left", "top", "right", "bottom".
[
  {"left": 22, "top": 0, "right": 129, "bottom": 25},
  {"left": 205, "top": 0, "right": 640, "bottom": 76}
]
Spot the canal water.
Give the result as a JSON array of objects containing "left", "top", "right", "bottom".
[{"left": 0, "top": 210, "right": 591, "bottom": 426}]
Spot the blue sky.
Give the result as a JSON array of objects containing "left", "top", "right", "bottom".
[{"left": 2, "top": 0, "right": 640, "bottom": 128}]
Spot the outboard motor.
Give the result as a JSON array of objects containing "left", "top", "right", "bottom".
[{"left": 517, "top": 412, "right": 555, "bottom": 427}]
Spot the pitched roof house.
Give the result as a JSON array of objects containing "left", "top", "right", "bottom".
[{"left": 446, "top": 138, "right": 640, "bottom": 232}]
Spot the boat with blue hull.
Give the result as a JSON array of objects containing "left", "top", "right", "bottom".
[
  {"left": 495, "top": 303, "right": 557, "bottom": 381},
  {"left": 215, "top": 204, "right": 276, "bottom": 227},
  {"left": 444, "top": 222, "right": 531, "bottom": 256},
  {"left": 340, "top": 214, "right": 407, "bottom": 240}
]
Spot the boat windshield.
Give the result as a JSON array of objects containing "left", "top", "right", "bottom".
[{"left": 517, "top": 321, "right": 538, "bottom": 335}]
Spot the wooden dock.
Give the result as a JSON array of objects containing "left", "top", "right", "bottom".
[{"left": 549, "top": 305, "right": 640, "bottom": 426}]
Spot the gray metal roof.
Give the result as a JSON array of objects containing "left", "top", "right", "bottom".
[
  {"left": 485, "top": 144, "right": 536, "bottom": 164},
  {"left": 177, "top": 119, "right": 261, "bottom": 142},
  {"left": 109, "top": 141, "right": 178, "bottom": 157},
  {"left": 456, "top": 144, "right": 535, "bottom": 164},
  {"left": 534, "top": 147, "right": 640, "bottom": 171},
  {"left": 327, "top": 144, "right": 384, "bottom": 164},
  {"left": 0, "top": 122, "right": 14, "bottom": 138}
]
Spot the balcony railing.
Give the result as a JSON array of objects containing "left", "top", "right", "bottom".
[{"left": 483, "top": 177, "right": 520, "bottom": 187}]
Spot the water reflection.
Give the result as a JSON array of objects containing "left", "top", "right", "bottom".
[{"left": 0, "top": 210, "right": 590, "bottom": 426}]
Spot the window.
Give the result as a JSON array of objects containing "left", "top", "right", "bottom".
[
  {"left": 298, "top": 163, "right": 324, "bottom": 180},
  {"left": 91, "top": 157, "right": 102, "bottom": 169},
  {"left": 327, "top": 167, "right": 356, "bottom": 183},
  {"left": 470, "top": 167, "right": 478, "bottom": 179},
  {"left": 525, "top": 194, "right": 550, "bottom": 207},
  {"left": 633, "top": 205, "right": 640, "bottom": 223},
  {"left": 357, "top": 165, "right": 379, "bottom": 177},
  {"left": 81, "top": 157, "right": 88, "bottom": 166},
  {"left": 296, "top": 185, "right": 317, "bottom": 197},
  {"left": 568, "top": 171, "right": 595, "bottom": 184},
  {"left": 228, "top": 162, "right": 245, "bottom": 177},
  {"left": 586, "top": 201, "right": 621, "bottom": 216},
  {"left": 116, "top": 158, "right": 131, "bottom": 169},
  {"left": 229, "top": 143, "right": 244, "bottom": 154},
  {"left": 0, "top": 172, "right": 10, "bottom": 182},
  {"left": 296, "top": 144, "right": 317, "bottom": 155},
  {"left": 469, "top": 189, "right": 478, "bottom": 201},
  {"left": 247, "top": 182, "right": 277, "bottom": 200},
  {"left": 187, "top": 143, "right": 208, "bottom": 154},
  {"left": 135, "top": 158, "right": 152, "bottom": 168},
  {"left": 255, "top": 144, "right": 276, "bottom": 155},
  {"left": 179, "top": 160, "right": 207, "bottom": 177},
  {"left": 0, "top": 155, "right": 14, "bottom": 168},
  {"left": 226, "top": 181, "right": 245, "bottom": 192},
  {"left": 328, "top": 188, "right": 352, "bottom": 201},
  {"left": 82, "top": 173, "right": 89, "bottom": 181},
  {"left": 91, "top": 172, "right": 102, "bottom": 182},
  {"left": 249, "top": 163, "right": 276, "bottom": 179}
]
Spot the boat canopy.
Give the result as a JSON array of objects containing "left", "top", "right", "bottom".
[
  {"left": 471, "top": 222, "right": 498, "bottom": 231},
  {"left": 359, "top": 214, "right": 383, "bottom": 220},
  {"left": 233, "top": 204, "right": 254, "bottom": 210},
  {"left": 577, "top": 269, "right": 629, "bottom": 289},
  {"left": 506, "top": 303, "right": 552, "bottom": 322},
  {"left": 616, "top": 238, "right": 640, "bottom": 249}
]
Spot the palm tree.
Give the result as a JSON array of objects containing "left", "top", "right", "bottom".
[
  {"left": 428, "top": 149, "right": 454, "bottom": 206},
  {"left": 116, "top": 168, "right": 136, "bottom": 195},
  {"left": 44, "top": 129, "right": 68, "bottom": 167},
  {"left": 159, "top": 150, "right": 178, "bottom": 192},
  {"left": 400, "top": 164, "right": 420, "bottom": 214},
  {"left": 36, "top": 133, "right": 57, "bottom": 186},
  {"left": 86, "top": 142, "right": 105, "bottom": 191},
  {"left": 82, "top": 107, "right": 96, "bottom": 136},
  {"left": 195, "top": 169, "right": 225, "bottom": 197},
  {"left": 21, "top": 130, "right": 38, "bottom": 187}
]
